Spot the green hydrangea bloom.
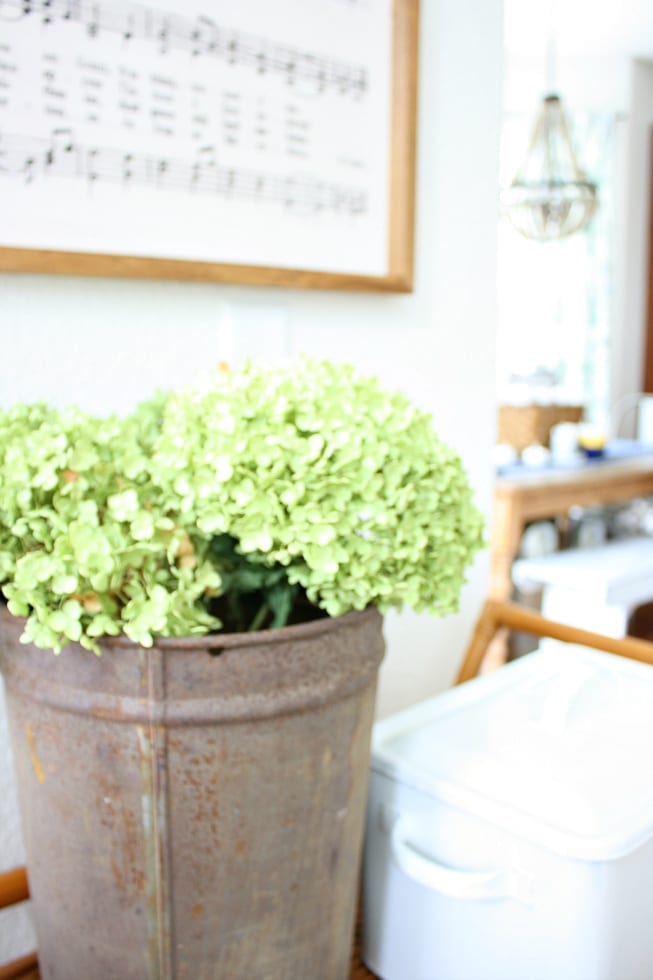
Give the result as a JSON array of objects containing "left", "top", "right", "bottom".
[{"left": 0, "top": 361, "right": 484, "bottom": 653}]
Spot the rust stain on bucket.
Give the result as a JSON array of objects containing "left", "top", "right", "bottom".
[{"left": 24, "top": 721, "right": 45, "bottom": 784}]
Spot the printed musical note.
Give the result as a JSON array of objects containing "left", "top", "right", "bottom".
[
  {"left": 85, "top": 1, "right": 99, "bottom": 35},
  {"left": 62, "top": 0, "right": 79, "bottom": 21},
  {"left": 122, "top": 11, "right": 135, "bottom": 41},
  {"left": 194, "top": 15, "right": 219, "bottom": 56},
  {"left": 256, "top": 48, "right": 267, "bottom": 75},
  {"left": 157, "top": 16, "right": 170, "bottom": 53},
  {"left": 45, "top": 127, "right": 78, "bottom": 177},
  {"left": 86, "top": 145, "right": 98, "bottom": 181}
]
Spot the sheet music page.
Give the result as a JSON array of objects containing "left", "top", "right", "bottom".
[{"left": 0, "top": 0, "right": 393, "bottom": 276}]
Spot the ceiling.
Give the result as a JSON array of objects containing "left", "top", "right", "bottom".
[{"left": 505, "top": 0, "right": 653, "bottom": 60}]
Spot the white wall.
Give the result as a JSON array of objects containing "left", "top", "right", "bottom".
[
  {"left": 0, "top": 0, "right": 503, "bottom": 960},
  {"left": 504, "top": 53, "right": 633, "bottom": 116}
]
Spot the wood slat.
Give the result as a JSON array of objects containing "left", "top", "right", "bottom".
[
  {"left": 351, "top": 910, "right": 377, "bottom": 978},
  {"left": 0, "top": 868, "right": 37, "bottom": 980},
  {"left": 0, "top": 869, "right": 29, "bottom": 911},
  {"left": 0, "top": 953, "right": 39, "bottom": 980},
  {"left": 456, "top": 599, "right": 653, "bottom": 685}
]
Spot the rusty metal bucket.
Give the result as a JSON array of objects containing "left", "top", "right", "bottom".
[{"left": 0, "top": 605, "right": 384, "bottom": 979}]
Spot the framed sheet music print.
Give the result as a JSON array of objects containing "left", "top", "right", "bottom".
[{"left": 0, "top": 0, "right": 418, "bottom": 291}]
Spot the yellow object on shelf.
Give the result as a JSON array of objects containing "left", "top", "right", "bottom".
[{"left": 578, "top": 425, "right": 608, "bottom": 458}]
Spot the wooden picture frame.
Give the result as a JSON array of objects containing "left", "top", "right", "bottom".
[{"left": 0, "top": 0, "right": 418, "bottom": 292}]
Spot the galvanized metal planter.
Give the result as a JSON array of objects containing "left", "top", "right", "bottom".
[{"left": 0, "top": 604, "right": 384, "bottom": 980}]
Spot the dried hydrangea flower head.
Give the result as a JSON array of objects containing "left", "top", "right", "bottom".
[{"left": 0, "top": 360, "right": 484, "bottom": 654}]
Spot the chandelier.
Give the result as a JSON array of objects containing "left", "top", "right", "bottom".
[{"left": 502, "top": 93, "right": 598, "bottom": 242}]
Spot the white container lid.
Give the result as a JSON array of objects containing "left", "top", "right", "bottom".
[
  {"left": 372, "top": 648, "right": 653, "bottom": 861},
  {"left": 512, "top": 538, "right": 653, "bottom": 608}
]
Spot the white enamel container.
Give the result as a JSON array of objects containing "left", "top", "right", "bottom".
[{"left": 362, "top": 648, "right": 653, "bottom": 980}]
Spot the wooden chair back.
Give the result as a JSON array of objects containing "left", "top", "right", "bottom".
[{"left": 456, "top": 599, "right": 653, "bottom": 685}]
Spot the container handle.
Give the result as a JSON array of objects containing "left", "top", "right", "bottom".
[{"left": 390, "top": 819, "right": 531, "bottom": 903}]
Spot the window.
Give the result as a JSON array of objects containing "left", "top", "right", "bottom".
[{"left": 497, "top": 110, "right": 618, "bottom": 429}]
